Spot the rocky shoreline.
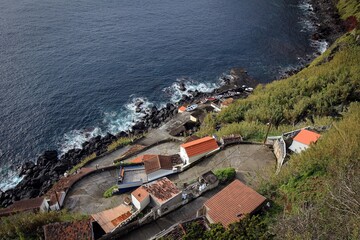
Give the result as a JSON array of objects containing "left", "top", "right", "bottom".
[
  {"left": 278, "top": 0, "right": 345, "bottom": 79},
  {"left": 0, "top": 0, "right": 346, "bottom": 208},
  {"left": 0, "top": 68, "right": 255, "bottom": 208}
]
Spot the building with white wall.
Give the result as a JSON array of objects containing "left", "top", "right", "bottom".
[
  {"left": 131, "top": 187, "right": 150, "bottom": 211},
  {"left": 289, "top": 129, "right": 321, "bottom": 153},
  {"left": 180, "top": 136, "right": 219, "bottom": 165}
]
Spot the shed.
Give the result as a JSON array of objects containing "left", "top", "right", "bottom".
[{"left": 289, "top": 129, "right": 321, "bottom": 153}]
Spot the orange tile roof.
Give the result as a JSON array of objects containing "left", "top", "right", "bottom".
[
  {"left": 130, "top": 154, "right": 157, "bottom": 164},
  {"left": 143, "top": 155, "right": 173, "bottom": 174},
  {"left": 293, "top": 129, "right": 321, "bottom": 145},
  {"left": 178, "top": 106, "right": 187, "bottom": 112},
  {"left": 91, "top": 204, "right": 132, "bottom": 233},
  {"left": 180, "top": 136, "right": 218, "bottom": 157},
  {"left": 204, "top": 180, "right": 266, "bottom": 227},
  {"left": 132, "top": 186, "right": 150, "bottom": 203},
  {"left": 43, "top": 219, "right": 93, "bottom": 240}
]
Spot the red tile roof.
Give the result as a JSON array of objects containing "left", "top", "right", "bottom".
[
  {"left": 131, "top": 186, "right": 150, "bottom": 203},
  {"left": 143, "top": 155, "right": 173, "bottom": 174},
  {"left": 293, "top": 129, "right": 321, "bottom": 145},
  {"left": 91, "top": 204, "right": 132, "bottom": 233},
  {"left": 43, "top": 219, "right": 93, "bottom": 240},
  {"left": 204, "top": 180, "right": 266, "bottom": 227},
  {"left": 180, "top": 136, "right": 218, "bottom": 157},
  {"left": 130, "top": 154, "right": 157, "bottom": 164},
  {"left": 142, "top": 177, "right": 181, "bottom": 204}
]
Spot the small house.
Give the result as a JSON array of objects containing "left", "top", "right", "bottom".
[
  {"left": 131, "top": 187, "right": 150, "bottom": 211},
  {"left": 131, "top": 177, "right": 182, "bottom": 216},
  {"left": 180, "top": 136, "right": 219, "bottom": 165},
  {"left": 289, "top": 129, "right": 321, "bottom": 153},
  {"left": 178, "top": 106, "right": 187, "bottom": 113},
  {"left": 144, "top": 177, "right": 182, "bottom": 216},
  {"left": 200, "top": 179, "right": 266, "bottom": 227}
]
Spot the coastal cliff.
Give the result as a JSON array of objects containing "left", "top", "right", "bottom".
[{"left": 0, "top": 0, "right": 359, "bottom": 238}]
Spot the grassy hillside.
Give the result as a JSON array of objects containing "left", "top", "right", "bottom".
[
  {"left": 263, "top": 102, "right": 360, "bottom": 239},
  {"left": 195, "top": 1, "right": 360, "bottom": 239}
]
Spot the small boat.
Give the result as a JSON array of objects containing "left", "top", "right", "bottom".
[{"left": 186, "top": 104, "right": 198, "bottom": 112}]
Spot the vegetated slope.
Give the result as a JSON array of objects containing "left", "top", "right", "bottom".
[
  {"left": 264, "top": 102, "right": 360, "bottom": 239},
  {"left": 197, "top": 30, "right": 360, "bottom": 141},
  {"left": 194, "top": 1, "right": 360, "bottom": 239}
]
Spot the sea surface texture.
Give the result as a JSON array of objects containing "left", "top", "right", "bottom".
[{"left": 0, "top": 0, "right": 318, "bottom": 190}]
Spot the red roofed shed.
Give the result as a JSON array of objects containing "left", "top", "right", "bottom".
[{"left": 289, "top": 129, "right": 321, "bottom": 153}]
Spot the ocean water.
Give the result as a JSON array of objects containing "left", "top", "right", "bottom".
[{"left": 0, "top": 0, "right": 321, "bottom": 190}]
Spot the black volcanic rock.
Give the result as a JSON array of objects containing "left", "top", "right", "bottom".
[
  {"left": 178, "top": 82, "right": 186, "bottom": 91},
  {"left": 36, "top": 150, "right": 58, "bottom": 166}
]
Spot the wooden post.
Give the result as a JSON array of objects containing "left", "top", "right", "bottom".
[
  {"left": 55, "top": 192, "right": 61, "bottom": 210},
  {"left": 263, "top": 121, "right": 272, "bottom": 145}
]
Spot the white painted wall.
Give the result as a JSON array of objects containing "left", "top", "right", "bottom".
[
  {"left": 131, "top": 193, "right": 150, "bottom": 211},
  {"left": 180, "top": 147, "right": 189, "bottom": 164},
  {"left": 289, "top": 141, "right": 309, "bottom": 153},
  {"left": 180, "top": 146, "right": 220, "bottom": 165},
  {"left": 147, "top": 169, "right": 174, "bottom": 182},
  {"left": 40, "top": 199, "right": 50, "bottom": 212}
]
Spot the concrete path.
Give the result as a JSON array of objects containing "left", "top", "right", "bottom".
[
  {"left": 169, "top": 144, "right": 275, "bottom": 187},
  {"left": 63, "top": 169, "right": 127, "bottom": 214},
  {"left": 87, "top": 145, "right": 131, "bottom": 168}
]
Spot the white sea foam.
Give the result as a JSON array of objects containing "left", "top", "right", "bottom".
[
  {"left": 298, "top": 0, "right": 329, "bottom": 55},
  {"left": 58, "top": 78, "right": 221, "bottom": 156},
  {"left": 58, "top": 96, "right": 156, "bottom": 155},
  {"left": 0, "top": 168, "right": 24, "bottom": 191},
  {"left": 163, "top": 77, "right": 220, "bottom": 103}
]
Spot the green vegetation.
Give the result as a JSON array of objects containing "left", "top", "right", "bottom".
[
  {"left": 214, "top": 167, "right": 236, "bottom": 184},
  {"left": 107, "top": 135, "right": 141, "bottom": 152},
  {"left": 181, "top": 215, "right": 271, "bottom": 240},
  {"left": 0, "top": 210, "right": 87, "bottom": 240},
  {"left": 337, "top": 0, "right": 360, "bottom": 19},
  {"left": 262, "top": 103, "right": 360, "bottom": 239},
  {"left": 198, "top": 29, "right": 360, "bottom": 141},
  {"left": 195, "top": 2, "right": 360, "bottom": 238},
  {"left": 103, "top": 185, "right": 119, "bottom": 198},
  {"left": 68, "top": 153, "right": 97, "bottom": 175}
]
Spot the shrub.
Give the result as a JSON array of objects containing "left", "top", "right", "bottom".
[
  {"left": 214, "top": 168, "right": 236, "bottom": 184},
  {"left": 103, "top": 185, "right": 119, "bottom": 198}
]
